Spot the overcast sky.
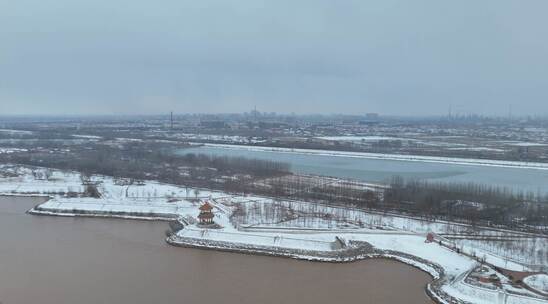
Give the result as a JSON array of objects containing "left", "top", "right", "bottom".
[{"left": 1, "top": 1, "right": 547, "bottom": 116}]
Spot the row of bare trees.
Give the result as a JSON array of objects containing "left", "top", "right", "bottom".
[
  {"left": 2, "top": 141, "right": 547, "bottom": 230},
  {"left": 384, "top": 176, "right": 548, "bottom": 228},
  {"left": 1, "top": 142, "right": 290, "bottom": 187}
]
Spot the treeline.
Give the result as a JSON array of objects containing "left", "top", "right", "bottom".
[
  {"left": 2, "top": 141, "right": 547, "bottom": 230},
  {"left": 384, "top": 176, "right": 548, "bottom": 226},
  {"left": 386, "top": 176, "right": 539, "bottom": 206},
  {"left": 257, "top": 175, "right": 378, "bottom": 207},
  {"left": 178, "top": 153, "right": 290, "bottom": 177},
  {"left": 231, "top": 174, "right": 548, "bottom": 230},
  {"left": 1, "top": 142, "right": 291, "bottom": 185}
]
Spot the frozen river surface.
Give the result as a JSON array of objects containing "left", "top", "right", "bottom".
[{"left": 179, "top": 145, "right": 548, "bottom": 193}]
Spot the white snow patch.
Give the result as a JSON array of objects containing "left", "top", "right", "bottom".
[{"left": 524, "top": 274, "right": 548, "bottom": 294}]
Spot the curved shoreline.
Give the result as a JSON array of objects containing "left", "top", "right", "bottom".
[
  {"left": 26, "top": 194, "right": 450, "bottom": 304},
  {"left": 166, "top": 235, "right": 458, "bottom": 304},
  {"left": 6, "top": 190, "right": 546, "bottom": 304},
  {"left": 18, "top": 197, "right": 548, "bottom": 304},
  {"left": 2, "top": 162, "right": 547, "bottom": 304},
  {"left": 28, "top": 201, "right": 449, "bottom": 303},
  {"left": 28, "top": 206, "right": 177, "bottom": 221},
  {"left": 15, "top": 196, "right": 490, "bottom": 304},
  {"left": 29, "top": 200, "right": 450, "bottom": 304}
]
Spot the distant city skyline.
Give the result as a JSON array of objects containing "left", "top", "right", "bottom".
[{"left": 1, "top": 0, "right": 548, "bottom": 116}]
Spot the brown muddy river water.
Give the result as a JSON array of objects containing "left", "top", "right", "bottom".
[{"left": 0, "top": 196, "right": 432, "bottom": 304}]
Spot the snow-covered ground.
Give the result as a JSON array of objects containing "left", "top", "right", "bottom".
[
  {"left": 525, "top": 274, "right": 548, "bottom": 294},
  {"left": 0, "top": 166, "right": 84, "bottom": 193},
  {"left": 452, "top": 238, "right": 548, "bottom": 270},
  {"left": 72, "top": 134, "right": 102, "bottom": 140},
  {"left": 1, "top": 164, "right": 547, "bottom": 304},
  {"left": 177, "top": 227, "right": 337, "bottom": 251},
  {"left": 161, "top": 133, "right": 267, "bottom": 144},
  {"left": 232, "top": 198, "right": 547, "bottom": 271},
  {"left": 0, "top": 129, "right": 33, "bottom": 135},
  {"left": 0, "top": 147, "right": 28, "bottom": 154},
  {"left": 316, "top": 136, "right": 411, "bottom": 141}
]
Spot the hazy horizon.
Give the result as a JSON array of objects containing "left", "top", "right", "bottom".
[{"left": 2, "top": 0, "right": 548, "bottom": 116}]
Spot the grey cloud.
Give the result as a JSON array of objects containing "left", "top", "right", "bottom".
[{"left": 1, "top": 0, "right": 547, "bottom": 116}]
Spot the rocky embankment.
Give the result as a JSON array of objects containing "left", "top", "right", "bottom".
[{"left": 166, "top": 235, "right": 463, "bottom": 304}]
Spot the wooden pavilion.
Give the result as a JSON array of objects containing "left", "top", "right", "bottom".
[{"left": 198, "top": 201, "right": 215, "bottom": 225}]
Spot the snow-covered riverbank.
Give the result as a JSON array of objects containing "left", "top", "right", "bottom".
[
  {"left": 1, "top": 164, "right": 547, "bottom": 304},
  {"left": 201, "top": 143, "right": 548, "bottom": 170}
]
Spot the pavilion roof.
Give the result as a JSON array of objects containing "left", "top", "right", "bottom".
[{"left": 199, "top": 202, "right": 214, "bottom": 211}]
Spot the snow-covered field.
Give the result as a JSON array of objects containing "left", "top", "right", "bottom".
[
  {"left": 317, "top": 136, "right": 410, "bottom": 141},
  {"left": 525, "top": 274, "right": 548, "bottom": 294},
  {"left": 1, "top": 164, "right": 547, "bottom": 304},
  {"left": 162, "top": 133, "right": 267, "bottom": 144},
  {"left": 177, "top": 227, "right": 337, "bottom": 251},
  {"left": 452, "top": 238, "right": 548, "bottom": 269},
  {"left": 232, "top": 199, "right": 548, "bottom": 272},
  {"left": 0, "top": 147, "right": 28, "bottom": 154},
  {"left": 0, "top": 167, "right": 84, "bottom": 193},
  {"left": 0, "top": 129, "right": 33, "bottom": 135}
]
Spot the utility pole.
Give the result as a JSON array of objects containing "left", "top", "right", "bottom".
[{"left": 170, "top": 111, "right": 173, "bottom": 130}]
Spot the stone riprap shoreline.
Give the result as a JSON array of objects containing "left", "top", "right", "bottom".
[{"left": 166, "top": 234, "right": 464, "bottom": 304}]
